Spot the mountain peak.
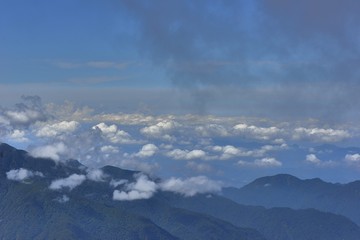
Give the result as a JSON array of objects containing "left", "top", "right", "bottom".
[
  {"left": 0, "top": 143, "right": 84, "bottom": 179},
  {"left": 101, "top": 165, "right": 138, "bottom": 180},
  {"left": 0, "top": 143, "right": 31, "bottom": 175},
  {"left": 244, "top": 174, "right": 301, "bottom": 189},
  {"left": 0, "top": 142, "right": 21, "bottom": 154}
]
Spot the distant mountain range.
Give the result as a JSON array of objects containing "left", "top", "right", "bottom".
[
  {"left": 223, "top": 173, "right": 360, "bottom": 226},
  {"left": 1, "top": 143, "right": 360, "bottom": 240}
]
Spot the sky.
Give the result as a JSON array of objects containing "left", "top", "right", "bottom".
[{"left": 1, "top": 0, "right": 360, "bottom": 186}]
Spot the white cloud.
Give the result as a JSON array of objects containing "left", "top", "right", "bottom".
[
  {"left": 93, "top": 122, "right": 117, "bottom": 134},
  {"left": 305, "top": 154, "right": 335, "bottom": 167},
  {"left": 159, "top": 176, "right": 222, "bottom": 197},
  {"left": 86, "top": 169, "right": 106, "bottom": 182},
  {"left": 112, "top": 173, "right": 222, "bottom": 200},
  {"left": 5, "top": 109, "right": 45, "bottom": 126},
  {"left": 92, "top": 122, "right": 136, "bottom": 144},
  {"left": 6, "top": 168, "right": 44, "bottom": 182},
  {"left": 2, "top": 96, "right": 48, "bottom": 127},
  {"left": 344, "top": 153, "right": 360, "bottom": 166},
  {"left": 293, "top": 127, "right": 350, "bottom": 142},
  {"left": 49, "top": 174, "right": 86, "bottom": 191},
  {"left": 306, "top": 154, "right": 321, "bottom": 164},
  {"left": 100, "top": 145, "right": 119, "bottom": 154},
  {"left": 213, "top": 145, "right": 250, "bottom": 160},
  {"left": 29, "top": 142, "right": 67, "bottom": 161},
  {"left": 212, "top": 144, "right": 287, "bottom": 160},
  {"left": 140, "top": 120, "right": 179, "bottom": 141},
  {"left": 254, "top": 157, "right": 282, "bottom": 167},
  {"left": 166, "top": 149, "right": 207, "bottom": 160},
  {"left": 93, "top": 113, "right": 156, "bottom": 125},
  {"left": 113, "top": 189, "right": 153, "bottom": 201},
  {"left": 135, "top": 144, "right": 158, "bottom": 158},
  {"left": 237, "top": 157, "right": 282, "bottom": 167},
  {"left": 113, "top": 174, "right": 157, "bottom": 201},
  {"left": 233, "top": 123, "right": 282, "bottom": 140},
  {"left": 36, "top": 121, "right": 79, "bottom": 137},
  {"left": 195, "top": 124, "right": 229, "bottom": 137},
  {"left": 110, "top": 179, "right": 128, "bottom": 188},
  {"left": 7, "top": 129, "right": 28, "bottom": 142}
]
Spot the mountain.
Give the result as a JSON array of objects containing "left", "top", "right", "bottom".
[
  {"left": 162, "top": 192, "right": 360, "bottom": 240},
  {"left": 0, "top": 143, "right": 264, "bottom": 240},
  {"left": 0, "top": 180, "right": 177, "bottom": 240},
  {"left": 222, "top": 173, "right": 360, "bottom": 225},
  {"left": 1, "top": 143, "right": 360, "bottom": 240}
]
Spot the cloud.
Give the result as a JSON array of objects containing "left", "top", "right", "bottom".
[
  {"left": 293, "top": 127, "right": 350, "bottom": 142},
  {"left": 344, "top": 154, "right": 360, "bottom": 166},
  {"left": 113, "top": 174, "right": 157, "bottom": 201},
  {"left": 100, "top": 145, "right": 119, "bottom": 154},
  {"left": 35, "top": 121, "right": 79, "bottom": 137},
  {"left": 233, "top": 123, "right": 282, "bottom": 140},
  {"left": 237, "top": 157, "right": 282, "bottom": 168},
  {"left": 113, "top": 189, "right": 153, "bottom": 201},
  {"left": 86, "top": 169, "right": 107, "bottom": 182},
  {"left": 4, "top": 109, "right": 42, "bottom": 126},
  {"left": 212, "top": 145, "right": 251, "bottom": 160},
  {"left": 254, "top": 158, "right": 282, "bottom": 167},
  {"left": 29, "top": 142, "right": 67, "bottom": 161},
  {"left": 49, "top": 174, "right": 86, "bottom": 191},
  {"left": 112, "top": 173, "right": 223, "bottom": 200},
  {"left": 121, "top": 1, "right": 360, "bottom": 120},
  {"left": 212, "top": 144, "right": 287, "bottom": 160},
  {"left": 92, "top": 122, "right": 136, "bottom": 144},
  {"left": 7, "top": 129, "right": 28, "bottom": 142},
  {"left": 305, "top": 154, "right": 335, "bottom": 167},
  {"left": 110, "top": 179, "right": 128, "bottom": 188},
  {"left": 45, "top": 101, "right": 94, "bottom": 122},
  {"left": 166, "top": 149, "right": 206, "bottom": 160},
  {"left": 134, "top": 144, "right": 158, "bottom": 158},
  {"left": 195, "top": 124, "right": 229, "bottom": 137},
  {"left": 1, "top": 96, "right": 357, "bottom": 185},
  {"left": 93, "top": 113, "right": 157, "bottom": 126},
  {"left": 1, "top": 95, "right": 48, "bottom": 127},
  {"left": 159, "top": 176, "right": 222, "bottom": 197},
  {"left": 6, "top": 168, "right": 44, "bottom": 182},
  {"left": 140, "top": 120, "right": 179, "bottom": 141},
  {"left": 306, "top": 154, "right": 321, "bottom": 165}
]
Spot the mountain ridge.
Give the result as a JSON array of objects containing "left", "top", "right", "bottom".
[
  {"left": 1, "top": 143, "right": 360, "bottom": 240},
  {"left": 0, "top": 142, "right": 265, "bottom": 240},
  {"left": 223, "top": 173, "right": 360, "bottom": 226}
]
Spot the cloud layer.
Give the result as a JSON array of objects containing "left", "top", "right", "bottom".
[{"left": 1, "top": 96, "right": 360, "bottom": 186}]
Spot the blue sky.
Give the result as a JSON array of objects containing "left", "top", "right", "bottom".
[
  {"left": 1, "top": 1, "right": 360, "bottom": 185},
  {"left": 1, "top": 0, "right": 360, "bottom": 119}
]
